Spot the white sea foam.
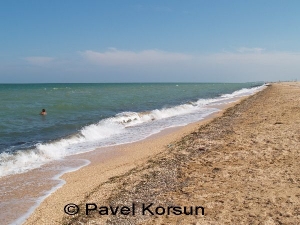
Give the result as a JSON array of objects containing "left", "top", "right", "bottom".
[
  {"left": 0, "top": 84, "right": 265, "bottom": 178},
  {"left": 221, "top": 85, "right": 263, "bottom": 98}
]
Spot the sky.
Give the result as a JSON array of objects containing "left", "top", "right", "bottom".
[{"left": 1, "top": 0, "right": 300, "bottom": 83}]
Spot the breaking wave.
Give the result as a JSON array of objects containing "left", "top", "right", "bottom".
[{"left": 0, "top": 84, "right": 265, "bottom": 177}]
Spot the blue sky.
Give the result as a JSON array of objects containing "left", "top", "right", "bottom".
[{"left": 1, "top": 0, "right": 300, "bottom": 83}]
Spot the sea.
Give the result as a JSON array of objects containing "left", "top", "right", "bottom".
[{"left": 0, "top": 82, "right": 265, "bottom": 224}]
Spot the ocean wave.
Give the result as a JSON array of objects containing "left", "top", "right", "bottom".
[
  {"left": 220, "top": 85, "right": 263, "bottom": 98},
  {"left": 0, "top": 84, "right": 265, "bottom": 178}
]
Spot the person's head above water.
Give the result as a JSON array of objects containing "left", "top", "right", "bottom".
[{"left": 40, "top": 109, "right": 47, "bottom": 115}]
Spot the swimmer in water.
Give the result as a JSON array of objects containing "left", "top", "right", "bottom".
[{"left": 40, "top": 109, "right": 47, "bottom": 115}]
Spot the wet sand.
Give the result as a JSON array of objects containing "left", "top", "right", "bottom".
[
  {"left": 24, "top": 82, "right": 299, "bottom": 224},
  {"left": 0, "top": 157, "right": 89, "bottom": 225}
]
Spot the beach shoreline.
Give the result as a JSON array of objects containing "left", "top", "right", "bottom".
[
  {"left": 20, "top": 87, "right": 261, "bottom": 225},
  {"left": 22, "top": 105, "right": 228, "bottom": 225},
  {"left": 1, "top": 84, "right": 261, "bottom": 225},
  {"left": 21, "top": 82, "right": 300, "bottom": 224}
]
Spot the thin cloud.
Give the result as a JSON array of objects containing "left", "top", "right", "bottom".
[
  {"left": 80, "top": 49, "right": 191, "bottom": 66},
  {"left": 24, "top": 57, "right": 54, "bottom": 65},
  {"left": 9, "top": 49, "right": 299, "bottom": 82},
  {"left": 76, "top": 48, "right": 300, "bottom": 82},
  {"left": 80, "top": 48, "right": 300, "bottom": 68},
  {"left": 237, "top": 47, "right": 265, "bottom": 53}
]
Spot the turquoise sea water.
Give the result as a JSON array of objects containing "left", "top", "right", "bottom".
[{"left": 0, "top": 83, "right": 263, "bottom": 177}]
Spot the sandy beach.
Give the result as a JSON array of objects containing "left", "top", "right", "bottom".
[{"left": 24, "top": 82, "right": 300, "bottom": 225}]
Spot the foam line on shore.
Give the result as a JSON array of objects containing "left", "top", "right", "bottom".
[{"left": 10, "top": 159, "right": 90, "bottom": 225}]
